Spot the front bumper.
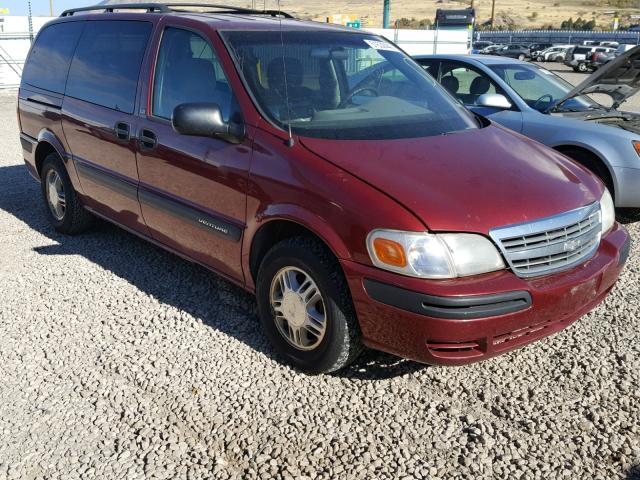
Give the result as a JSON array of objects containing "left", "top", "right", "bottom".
[{"left": 341, "top": 224, "right": 630, "bottom": 366}]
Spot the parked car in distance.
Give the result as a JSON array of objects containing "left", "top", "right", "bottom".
[
  {"left": 472, "top": 40, "right": 493, "bottom": 54},
  {"left": 590, "top": 44, "right": 636, "bottom": 69},
  {"left": 565, "top": 45, "right": 615, "bottom": 72},
  {"left": 492, "top": 44, "right": 531, "bottom": 60},
  {"left": 415, "top": 53, "right": 640, "bottom": 222},
  {"left": 528, "top": 43, "right": 553, "bottom": 58},
  {"left": 18, "top": 4, "right": 630, "bottom": 374},
  {"left": 534, "top": 45, "right": 573, "bottom": 62},
  {"left": 479, "top": 44, "right": 505, "bottom": 55}
]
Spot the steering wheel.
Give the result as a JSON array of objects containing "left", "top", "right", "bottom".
[
  {"left": 338, "top": 87, "right": 379, "bottom": 108},
  {"left": 532, "top": 94, "right": 554, "bottom": 111}
]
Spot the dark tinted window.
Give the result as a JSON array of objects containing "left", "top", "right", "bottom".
[
  {"left": 22, "top": 22, "right": 83, "bottom": 93},
  {"left": 152, "top": 27, "right": 238, "bottom": 121},
  {"left": 417, "top": 59, "right": 439, "bottom": 77},
  {"left": 66, "top": 21, "right": 152, "bottom": 113}
]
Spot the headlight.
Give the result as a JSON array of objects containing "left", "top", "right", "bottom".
[
  {"left": 600, "top": 188, "right": 615, "bottom": 235},
  {"left": 367, "top": 230, "right": 505, "bottom": 279}
]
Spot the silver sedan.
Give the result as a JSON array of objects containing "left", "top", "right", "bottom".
[{"left": 414, "top": 52, "right": 640, "bottom": 221}]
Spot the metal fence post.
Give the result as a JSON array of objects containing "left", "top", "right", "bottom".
[{"left": 28, "top": 1, "right": 34, "bottom": 43}]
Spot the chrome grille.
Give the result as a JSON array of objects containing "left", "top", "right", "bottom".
[{"left": 489, "top": 203, "right": 601, "bottom": 278}]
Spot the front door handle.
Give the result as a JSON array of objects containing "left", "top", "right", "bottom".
[
  {"left": 114, "top": 121, "right": 130, "bottom": 141},
  {"left": 139, "top": 129, "right": 157, "bottom": 150}
]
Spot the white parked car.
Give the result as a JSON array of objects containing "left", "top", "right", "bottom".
[{"left": 534, "top": 45, "right": 573, "bottom": 62}]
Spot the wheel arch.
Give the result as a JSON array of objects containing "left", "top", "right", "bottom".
[
  {"left": 247, "top": 213, "right": 350, "bottom": 288},
  {"left": 35, "top": 129, "right": 67, "bottom": 177},
  {"left": 553, "top": 144, "right": 617, "bottom": 197}
]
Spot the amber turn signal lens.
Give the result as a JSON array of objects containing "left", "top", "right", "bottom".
[
  {"left": 373, "top": 237, "right": 407, "bottom": 268},
  {"left": 633, "top": 141, "right": 640, "bottom": 157}
]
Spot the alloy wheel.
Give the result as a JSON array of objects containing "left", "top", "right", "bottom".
[
  {"left": 45, "top": 169, "right": 66, "bottom": 220},
  {"left": 270, "top": 266, "right": 327, "bottom": 351}
]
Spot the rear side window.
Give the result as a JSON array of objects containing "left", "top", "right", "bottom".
[
  {"left": 22, "top": 22, "right": 83, "bottom": 94},
  {"left": 66, "top": 21, "right": 152, "bottom": 114}
]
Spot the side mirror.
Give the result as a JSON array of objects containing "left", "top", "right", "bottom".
[
  {"left": 172, "top": 103, "right": 245, "bottom": 144},
  {"left": 476, "top": 93, "right": 512, "bottom": 110}
]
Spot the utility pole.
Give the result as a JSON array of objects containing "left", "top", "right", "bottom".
[
  {"left": 50, "top": 0, "right": 54, "bottom": 16},
  {"left": 490, "top": 0, "right": 496, "bottom": 30}
]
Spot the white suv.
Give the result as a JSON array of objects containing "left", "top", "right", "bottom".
[{"left": 565, "top": 46, "right": 615, "bottom": 72}]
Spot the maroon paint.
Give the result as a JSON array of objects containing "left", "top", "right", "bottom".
[{"left": 18, "top": 12, "right": 630, "bottom": 367}]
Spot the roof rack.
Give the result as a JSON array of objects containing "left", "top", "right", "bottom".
[{"left": 60, "top": 3, "right": 294, "bottom": 18}]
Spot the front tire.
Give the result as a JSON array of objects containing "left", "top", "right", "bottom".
[
  {"left": 617, "top": 208, "right": 640, "bottom": 224},
  {"left": 256, "top": 236, "right": 363, "bottom": 374},
  {"left": 40, "top": 153, "right": 94, "bottom": 234},
  {"left": 577, "top": 62, "right": 588, "bottom": 72}
]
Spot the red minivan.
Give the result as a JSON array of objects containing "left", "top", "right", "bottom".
[{"left": 18, "top": 4, "right": 630, "bottom": 373}]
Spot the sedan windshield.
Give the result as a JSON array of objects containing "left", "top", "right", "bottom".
[
  {"left": 222, "top": 30, "right": 479, "bottom": 140},
  {"left": 489, "top": 63, "right": 602, "bottom": 112}
]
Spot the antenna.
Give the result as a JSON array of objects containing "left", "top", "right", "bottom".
[{"left": 277, "top": 0, "right": 295, "bottom": 147}]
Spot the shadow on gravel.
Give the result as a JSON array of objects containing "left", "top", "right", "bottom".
[
  {"left": 628, "top": 465, "right": 640, "bottom": 480},
  {"left": 335, "top": 350, "right": 427, "bottom": 381},
  {"left": 0, "top": 164, "right": 425, "bottom": 380}
]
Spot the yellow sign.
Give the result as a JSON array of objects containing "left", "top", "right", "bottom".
[
  {"left": 327, "top": 14, "right": 359, "bottom": 26},
  {"left": 0, "top": 8, "right": 9, "bottom": 14}
]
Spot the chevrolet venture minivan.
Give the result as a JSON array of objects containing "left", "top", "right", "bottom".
[{"left": 18, "top": 3, "right": 630, "bottom": 373}]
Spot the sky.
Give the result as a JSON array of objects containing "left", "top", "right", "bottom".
[{"left": 1, "top": 0, "right": 97, "bottom": 16}]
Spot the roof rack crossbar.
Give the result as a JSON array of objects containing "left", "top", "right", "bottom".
[{"left": 60, "top": 3, "right": 293, "bottom": 18}]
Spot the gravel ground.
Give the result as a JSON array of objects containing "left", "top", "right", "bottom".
[{"left": 0, "top": 71, "right": 639, "bottom": 480}]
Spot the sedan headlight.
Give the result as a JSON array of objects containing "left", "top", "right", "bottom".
[
  {"left": 367, "top": 230, "right": 505, "bottom": 279},
  {"left": 600, "top": 188, "right": 615, "bottom": 235}
]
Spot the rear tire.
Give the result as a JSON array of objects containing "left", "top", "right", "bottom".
[
  {"left": 256, "top": 236, "right": 363, "bottom": 374},
  {"left": 518, "top": 54, "right": 526, "bottom": 61},
  {"left": 40, "top": 153, "right": 94, "bottom": 234},
  {"left": 577, "top": 62, "right": 588, "bottom": 72}
]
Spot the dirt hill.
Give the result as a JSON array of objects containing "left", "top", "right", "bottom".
[{"left": 99, "top": 0, "right": 639, "bottom": 30}]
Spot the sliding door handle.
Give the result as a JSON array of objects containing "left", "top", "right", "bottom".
[
  {"left": 114, "top": 121, "right": 130, "bottom": 141},
  {"left": 139, "top": 129, "right": 157, "bottom": 150}
]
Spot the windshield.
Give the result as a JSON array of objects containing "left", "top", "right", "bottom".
[
  {"left": 222, "top": 30, "right": 479, "bottom": 140},
  {"left": 489, "top": 63, "right": 601, "bottom": 112}
]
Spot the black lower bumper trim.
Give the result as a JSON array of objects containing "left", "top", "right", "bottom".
[{"left": 363, "top": 278, "right": 532, "bottom": 320}]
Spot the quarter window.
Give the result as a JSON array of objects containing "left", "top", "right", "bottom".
[
  {"left": 152, "top": 27, "right": 237, "bottom": 121},
  {"left": 66, "top": 20, "right": 152, "bottom": 113},
  {"left": 22, "top": 22, "right": 84, "bottom": 94}
]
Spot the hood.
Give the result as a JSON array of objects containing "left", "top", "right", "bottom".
[
  {"left": 554, "top": 45, "right": 640, "bottom": 110},
  {"left": 300, "top": 126, "right": 602, "bottom": 234}
]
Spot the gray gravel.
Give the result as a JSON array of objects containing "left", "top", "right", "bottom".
[{"left": 0, "top": 75, "right": 639, "bottom": 480}]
